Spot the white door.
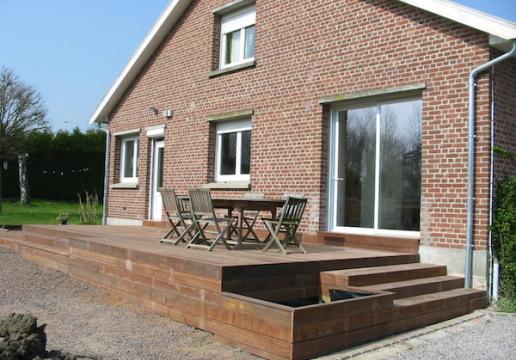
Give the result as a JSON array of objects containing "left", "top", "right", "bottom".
[{"left": 150, "top": 140, "right": 165, "bottom": 220}]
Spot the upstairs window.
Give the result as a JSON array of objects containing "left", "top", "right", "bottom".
[
  {"left": 215, "top": 119, "right": 251, "bottom": 182},
  {"left": 220, "top": 6, "right": 256, "bottom": 68},
  {"left": 120, "top": 136, "right": 139, "bottom": 183}
]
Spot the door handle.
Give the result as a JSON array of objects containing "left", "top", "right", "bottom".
[{"left": 334, "top": 178, "right": 344, "bottom": 181}]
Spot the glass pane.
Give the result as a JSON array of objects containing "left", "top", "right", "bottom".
[
  {"left": 244, "top": 25, "right": 255, "bottom": 59},
  {"left": 225, "top": 30, "right": 241, "bottom": 65},
  {"left": 123, "top": 140, "right": 135, "bottom": 178},
  {"left": 220, "top": 132, "right": 237, "bottom": 175},
  {"left": 157, "top": 147, "right": 164, "bottom": 188},
  {"left": 379, "top": 100, "right": 422, "bottom": 231},
  {"left": 240, "top": 130, "right": 251, "bottom": 175},
  {"left": 336, "top": 108, "right": 377, "bottom": 228}
]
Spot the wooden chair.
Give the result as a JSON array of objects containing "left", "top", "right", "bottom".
[
  {"left": 262, "top": 196, "right": 308, "bottom": 255},
  {"left": 187, "top": 188, "right": 234, "bottom": 251},
  {"left": 159, "top": 189, "right": 194, "bottom": 245}
]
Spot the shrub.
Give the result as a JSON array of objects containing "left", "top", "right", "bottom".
[
  {"left": 78, "top": 191, "right": 99, "bottom": 225},
  {"left": 492, "top": 176, "right": 516, "bottom": 300}
]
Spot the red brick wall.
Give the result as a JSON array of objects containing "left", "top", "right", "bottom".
[
  {"left": 493, "top": 56, "right": 516, "bottom": 181},
  {"left": 106, "top": 0, "right": 492, "bottom": 249}
]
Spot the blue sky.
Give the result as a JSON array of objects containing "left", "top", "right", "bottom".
[{"left": 0, "top": 0, "right": 515, "bottom": 131}]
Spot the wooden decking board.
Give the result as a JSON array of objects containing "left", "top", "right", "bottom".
[
  {"left": 0, "top": 225, "right": 487, "bottom": 360},
  {"left": 322, "top": 263, "right": 447, "bottom": 287},
  {"left": 366, "top": 275, "right": 464, "bottom": 299}
]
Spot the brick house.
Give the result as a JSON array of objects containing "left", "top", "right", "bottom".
[{"left": 89, "top": 0, "right": 516, "bottom": 289}]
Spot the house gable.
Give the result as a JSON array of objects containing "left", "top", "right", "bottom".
[{"left": 89, "top": 0, "right": 516, "bottom": 125}]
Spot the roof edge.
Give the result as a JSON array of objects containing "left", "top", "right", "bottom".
[
  {"left": 399, "top": 0, "right": 516, "bottom": 41},
  {"left": 89, "top": 0, "right": 193, "bottom": 124}
]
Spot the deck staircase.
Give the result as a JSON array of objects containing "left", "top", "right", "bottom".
[{"left": 321, "top": 263, "right": 487, "bottom": 336}]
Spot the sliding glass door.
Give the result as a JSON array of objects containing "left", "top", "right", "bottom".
[{"left": 330, "top": 99, "right": 422, "bottom": 234}]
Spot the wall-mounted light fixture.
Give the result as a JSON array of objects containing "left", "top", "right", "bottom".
[
  {"left": 163, "top": 109, "right": 173, "bottom": 119},
  {"left": 149, "top": 106, "right": 173, "bottom": 119}
]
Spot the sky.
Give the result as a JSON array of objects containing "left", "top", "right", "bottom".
[{"left": 0, "top": 0, "right": 515, "bottom": 131}]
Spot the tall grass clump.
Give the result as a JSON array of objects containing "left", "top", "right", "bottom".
[{"left": 78, "top": 191, "right": 99, "bottom": 225}]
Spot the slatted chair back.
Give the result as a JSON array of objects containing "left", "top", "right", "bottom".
[
  {"left": 161, "top": 188, "right": 181, "bottom": 217},
  {"left": 262, "top": 196, "right": 308, "bottom": 254},
  {"left": 186, "top": 188, "right": 233, "bottom": 251},
  {"left": 276, "top": 196, "right": 307, "bottom": 228},
  {"left": 159, "top": 188, "right": 194, "bottom": 245},
  {"left": 189, "top": 188, "right": 216, "bottom": 218}
]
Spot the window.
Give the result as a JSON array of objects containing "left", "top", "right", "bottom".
[
  {"left": 331, "top": 99, "right": 422, "bottom": 233},
  {"left": 215, "top": 119, "right": 251, "bottom": 182},
  {"left": 220, "top": 6, "right": 256, "bottom": 68},
  {"left": 120, "top": 136, "right": 139, "bottom": 182}
]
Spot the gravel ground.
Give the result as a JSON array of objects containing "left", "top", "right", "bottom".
[
  {"left": 384, "top": 311, "right": 516, "bottom": 360},
  {"left": 333, "top": 310, "right": 516, "bottom": 360},
  {"left": 0, "top": 248, "right": 256, "bottom": 360}
]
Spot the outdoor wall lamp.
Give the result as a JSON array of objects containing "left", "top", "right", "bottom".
[
  {"left": 149, "top": 106, "right": 173, "bottom": 119},
  {"left": 163, "top": 109, "right": 173, "bottom": 119}
]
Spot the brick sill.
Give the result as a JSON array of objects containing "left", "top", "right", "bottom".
[
  {"left": 208, "top": 60, "right": 256, "bottom": 78},
  {"left": 111, "top": 182, "right": 139, "bottom": 189}
]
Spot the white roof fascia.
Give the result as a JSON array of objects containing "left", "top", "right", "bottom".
[
  {"left": 399, "top": 0, "right": 516, "bottom": 41},
  {"left": 89, "top": 0, "right": 193, "bottom": 124}
]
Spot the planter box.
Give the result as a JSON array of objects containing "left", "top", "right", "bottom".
[{"left": 220, "top": 287, "right": 395, "bottom": 359}]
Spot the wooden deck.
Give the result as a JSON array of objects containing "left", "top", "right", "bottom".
[{"left": 0, "top": 225, "right": 486, "bottom": 360}]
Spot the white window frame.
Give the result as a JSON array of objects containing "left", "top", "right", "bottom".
[
  {"left": 327, "top": 98, "right": 422, "bottom": 238},
  {"left": 215, "top": 119, "right": 251, "bottom": 182},
  {"left": 219, "top": 5, "right": 256, "bottom": 69},
  {"left": 120, "top": 135, "right": 139, "bottom": 183}
]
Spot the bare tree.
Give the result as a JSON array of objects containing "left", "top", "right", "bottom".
[{"left": 0, "top": 67, "right": 48, "bottom": 211}]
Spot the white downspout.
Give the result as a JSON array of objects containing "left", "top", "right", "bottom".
[
  {"left": 98, "top": 122, "right": 110, "bottom": 226},
  {"left": 465, "top": 40, "right": 516, "bottom": 289}
]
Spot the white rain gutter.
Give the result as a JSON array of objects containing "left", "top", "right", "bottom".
[
  {"left": 98, "top": 122, "right": 110, "bottom": 225},
  {"left": 465, "top": 40, "right": 516, "bottom": 288}
]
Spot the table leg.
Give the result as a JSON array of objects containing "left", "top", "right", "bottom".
[
  {"left": 226, "top": 207, "right": 234, "bottom": 241},
  {"left": 237, "top": 206, "right": 244, "bottom": 245}
]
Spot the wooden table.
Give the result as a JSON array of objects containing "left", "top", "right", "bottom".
[{"left": 212, "top": 198, "right": 285, "bottom": 245}]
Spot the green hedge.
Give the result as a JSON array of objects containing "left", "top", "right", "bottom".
[
  {"left": 2, "top": 129, "right": 105, "bottom": 202},
  {"left": 492, "top": 176, "right": 516, "bottom": 300}
]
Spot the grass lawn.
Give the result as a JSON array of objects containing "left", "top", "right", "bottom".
[{"left": 0, "top": 199, "right": 102, "bottom": 225}]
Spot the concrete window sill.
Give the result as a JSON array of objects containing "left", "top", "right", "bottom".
[
  {"left": 111, "top": 182, "right": 139, "bottom": 189},
  {"left": 201, "top": 181, "right": 250, "bottom": 190},
  {"left": 208, "top": 60, "right": 256, "bottom": 78}
]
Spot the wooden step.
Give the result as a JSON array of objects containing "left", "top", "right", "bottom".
[
  {"left": 391, "top": 288, "right": 487, "bottom": 334},
  {"left": 318, "top": 231, "right": 419, "bottom": 254},
  {"left": 23, "top": 232, "right": 69, "bottom": 251},
  {"left": 367, "top": 276, "right": 464, "bottom": 299},
  {"left": 22, "top": 224, "right": 87, "bottom": 239},
  {"left": 0, "top": 235, "right": 69, "bottom": 256},
  {"left": 321, "top": 263, "right": 447, "bottom": 287},
  {"left": 393, "top": 288, "right": 487, "bottom": 318}
]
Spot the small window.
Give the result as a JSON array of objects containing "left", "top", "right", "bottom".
[
  {"left": 220, "top": 6, "right": 256, "bottom": 68},
  {"left": 215, "top": 119, "right": 251, "bottom": 182},
  {"left": 120, "top": 136, "right": 139, "bottom": 182}
]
